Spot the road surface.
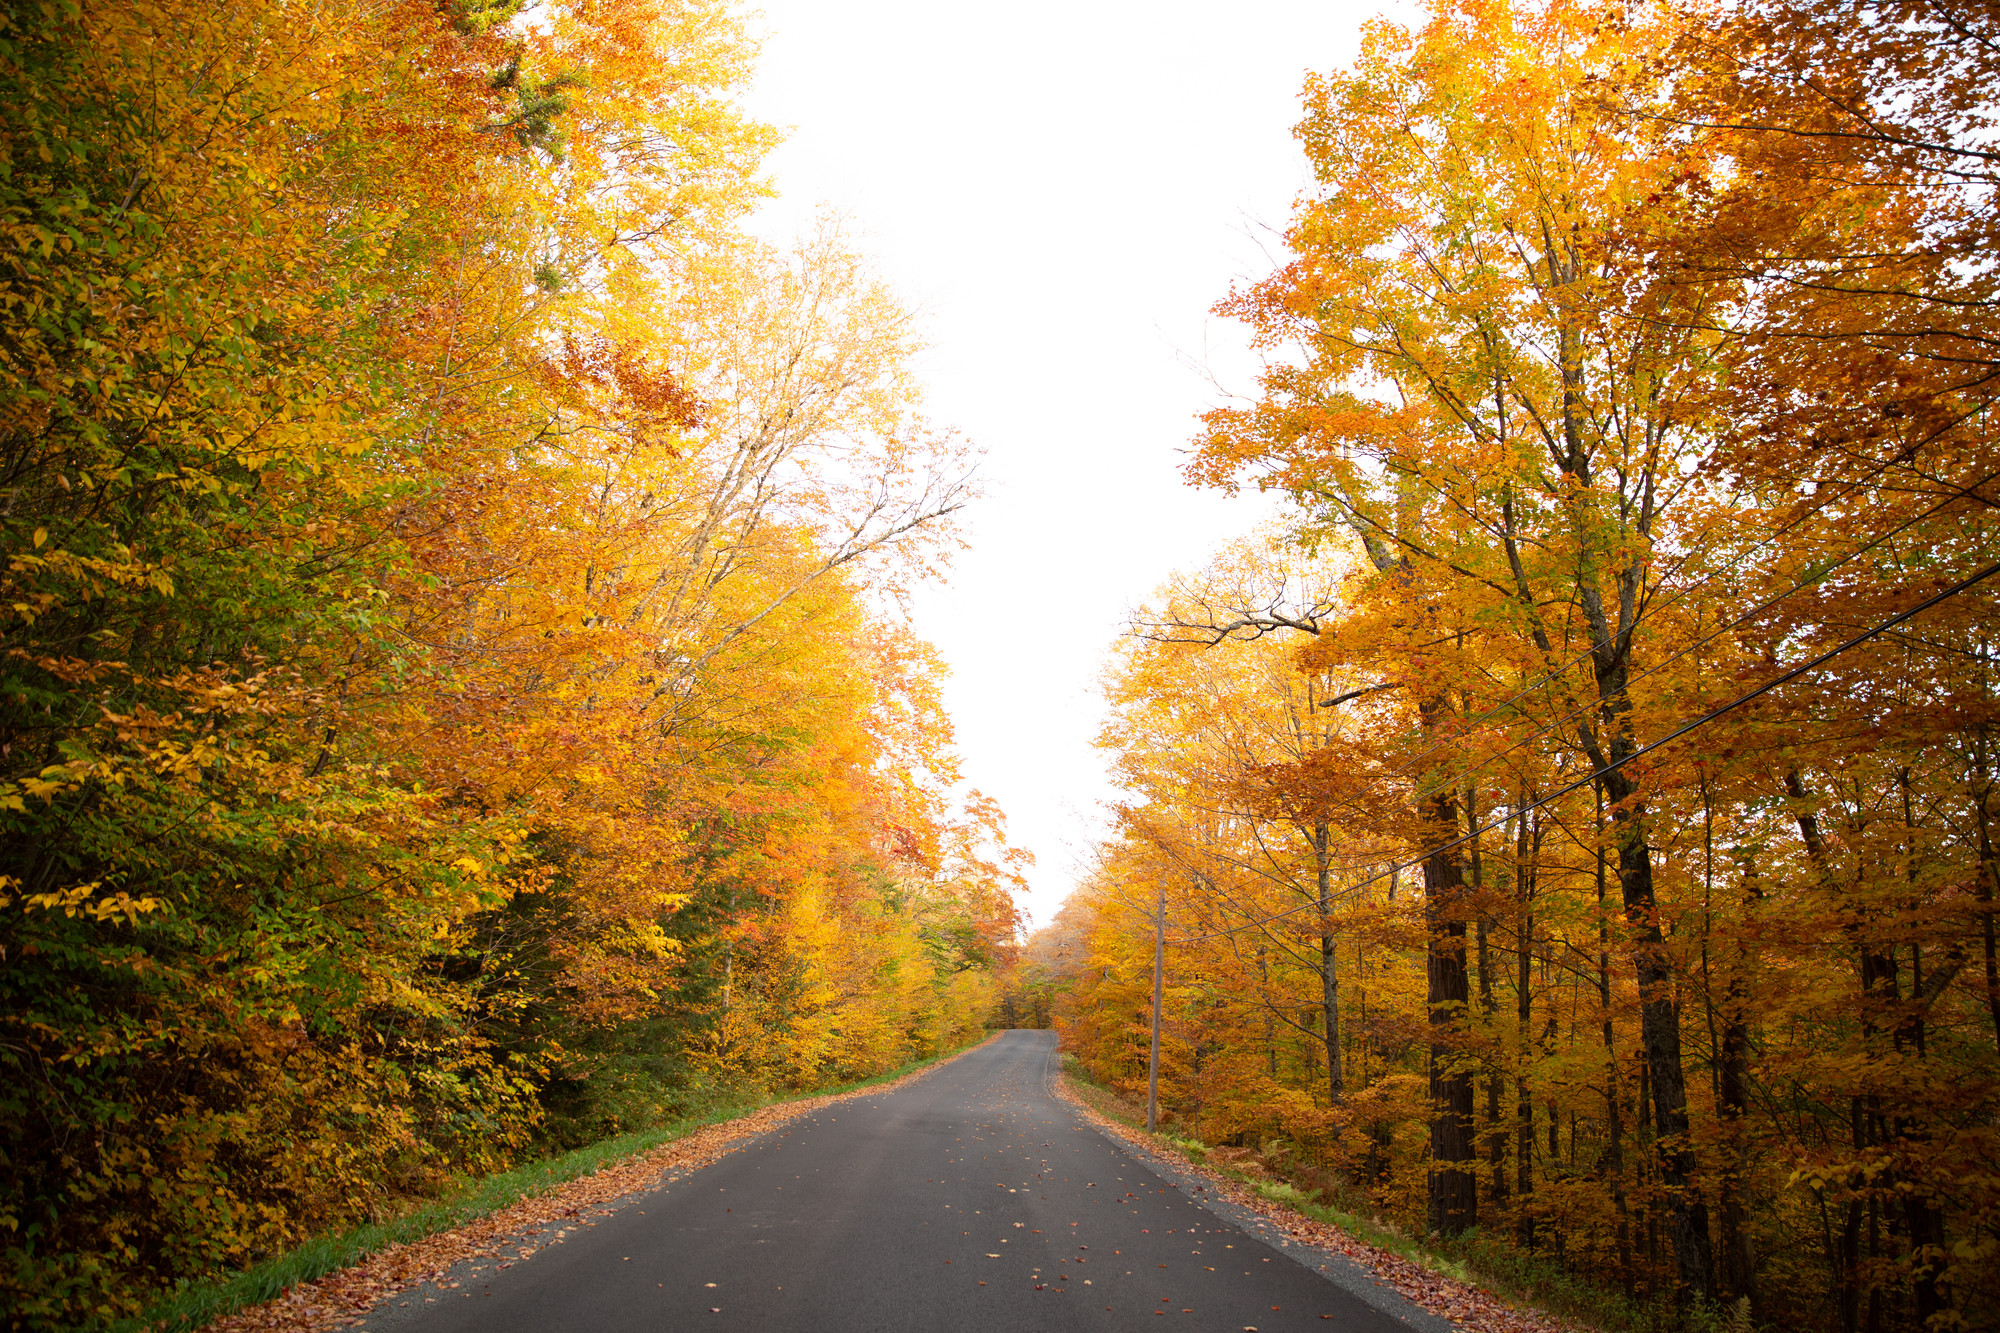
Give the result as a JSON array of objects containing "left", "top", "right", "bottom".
[{"left": 365, "top": 1030, "right": 1446, "bottom": 1332}]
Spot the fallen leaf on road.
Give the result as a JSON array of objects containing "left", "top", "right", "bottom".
[
  {"left": 1057, "top": 1071, "right": 1590, "bottom": 1333},
  {"left": 197, "top": 1049, "right": 986, "bottom": 1333}
]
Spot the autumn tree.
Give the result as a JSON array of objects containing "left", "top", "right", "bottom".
[
  {"left": 0, "top": 2, "right": 1014, "bottom": 1323},
  {"left": 1063, "top": 1, "right": 2000, "bottom": 1328}
]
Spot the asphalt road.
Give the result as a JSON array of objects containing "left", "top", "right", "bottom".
[{"left": 368, "top": 1031, "right": 1443, "bottom": 1332}]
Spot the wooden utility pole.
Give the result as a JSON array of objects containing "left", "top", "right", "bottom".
[{"left": 1147, "top": 886, "right": 1164, "bottom": 1132}]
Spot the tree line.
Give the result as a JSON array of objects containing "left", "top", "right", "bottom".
[
  {"left": 1037, "top": 2, "right": 2000, "bottom": 1329},
  {"left": 0, "top": 1, "right": 1021, "bottom": 1324}
]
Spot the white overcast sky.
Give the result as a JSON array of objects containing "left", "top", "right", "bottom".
[{"left": 741, "top": 0, "right": 1409, "bottom": 930}]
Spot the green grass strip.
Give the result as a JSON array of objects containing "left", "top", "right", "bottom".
[
  {"left": 133, "top": 1036, "right": 993, "bottom": 1333},
  {"left": 1055, "top": 1057, "right": 1733, "bottom": 1333}
]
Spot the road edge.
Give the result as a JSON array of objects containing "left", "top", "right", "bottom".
[
  {"left": 162, "top": 1033, "right": 1001, "bottom": 1333},
  {"left": 1047, "top": 1044, "right": 1590, "bottom": 1333}
]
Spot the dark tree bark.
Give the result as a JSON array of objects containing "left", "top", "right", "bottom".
[
  {"left": 1480, "top": 792, "right": 1508, "bottom": 1211},
  {"left": 1978, "top": 781, "right": 2000, "bottom": 1056},
  {"left": 1516, "top": 826, "right": 1537, "bottom": 1248},
  {"left": 1788, "top": 767, "right": 1915, "bottom": 1333},
  {"left": 1315, "top": 821, "right": 1343, "bottom": 1104},
  {"left": 1717, "top": 848, "right": 1762, "bottom": 1314},
  {"left": 1425, "top": 788, "right": 1477, "bottom": 1236},
  {"left": 1480, "top": 903, "right": 1507, "bottom": 1209},
  {"left": 1595, "top": 785, "right": 1632, "bottom": 1291},
  {"left": 1591, "top": 723, "right": 1715, "bottom": 1302}
]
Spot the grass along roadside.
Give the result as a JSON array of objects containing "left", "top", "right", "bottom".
[
  {"left": 133, "top": 1034, "right": 998, "bottom": 1333},
  {"left": 1055, "top": 1055, "right": 1741, "bottom": 1333}
]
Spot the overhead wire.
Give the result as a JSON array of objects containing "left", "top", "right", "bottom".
[
  {"left": 1140, "top": 469, "right": 1993, "bottom": 890},
  {"left": 1327, "top": 446, "right": 1905, "bottom": 737},
  {"left": 1158, "top": 557, "right": 2000, "bottom": 946},
  {"left": 1404, "top": 467, "right": 2000, "bottom": 805},
  {"left": 1300, "top": 451, "right": 1996, "bottom": 815}
]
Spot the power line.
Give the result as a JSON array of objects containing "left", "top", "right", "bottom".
[
  {"left": 1293, "top": 457, "right": 1999, "bottom": 821},
  {"left": 1159, "top": 558, "right": 2000, "bottom": 946},
  {"left": 1406, "top": 470, "right": 1998, "bottom": 806},
  {"left": 1330, "top": 444, "right": 1923, "bottom": 754},
  {"left": 1139, "top": 474, "right": 1986, "bottom": 896}
]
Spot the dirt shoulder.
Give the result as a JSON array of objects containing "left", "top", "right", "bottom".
[{"left": 1054, "top": 1068, "right": 1590, "bottom": 1333}]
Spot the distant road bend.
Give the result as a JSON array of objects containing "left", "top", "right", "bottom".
[{"left": 366, "top": 1031, "right": 1447, "bottom": 1332}]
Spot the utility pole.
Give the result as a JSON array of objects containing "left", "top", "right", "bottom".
[{"left": 1148, "top": 886, "right": 1164, "bottom": 1132}]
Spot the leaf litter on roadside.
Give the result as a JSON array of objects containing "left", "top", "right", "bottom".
[
  {"left": 1055, "top": 1072, "right": 1587, "bottom": 1333},
  {"left": 199, "top": 1052, "right": 981, "bottom": 1333}
]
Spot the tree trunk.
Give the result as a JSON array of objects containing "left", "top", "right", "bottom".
[
  {"left": 1595, "top": 785, "right": 1631, "bottom": 1290},
  {"left": 1148, "top": 889, "right": 1163, "bottom": 1132},
  {"left": 1481, "top": 792, "right": 1507, "bottom": 1209},
  {"left": 1481, "top": 902, "right": 1507, "bottom": 1208},
  {"left": 1258, "top": 944, "right": 1278, "bottom": 1079},
  {"left": 1425, "top": 788, "right": 1477, "bottom": 1236},
  {"left": 1790, "top": 768, "right": 1909, "bottom": 1331},
  {"left": 1516, "top": 829, "right": 1536, "bottom": 1248},
  {"left": 1978, "top": 785, "right": 2000, "bottom": 1055},
  {"left": 1316, "top": 822, "right": 1343, "bottom": 1103},
  {"left": 1717, "top": 848, "right": 1762, "bottom": 1314},
  {"left": 1599, "top": 753, "right": 1715, "bottom": 1302},
  {"left": 1837, "top": 1099, "right": 1865, "bottom": 1333},
  {"left": 1541, "top": 280, "right": 1714, "bottom": 1298}
]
